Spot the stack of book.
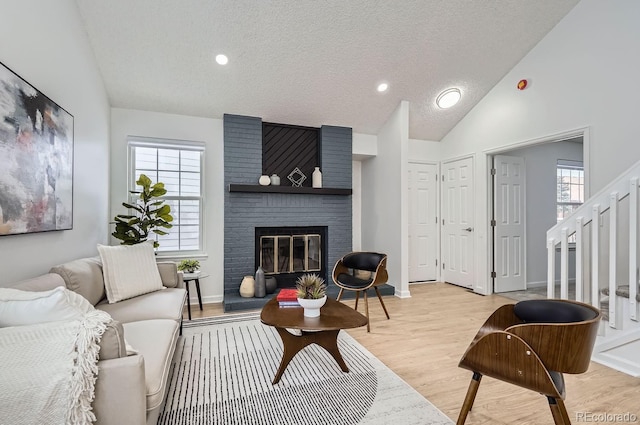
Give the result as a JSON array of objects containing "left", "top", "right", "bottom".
[{"left": 276, "top": 288, "right": 300, "bottom": 307}]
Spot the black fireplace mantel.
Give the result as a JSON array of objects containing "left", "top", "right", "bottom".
[{"left": 229, "top": 184, "right": 352, "bottom": 196}]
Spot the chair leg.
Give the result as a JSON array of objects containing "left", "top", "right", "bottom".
[
  {"left": 336, "top": 288, "right": 344, "bottom": 301},
  {"left": 364, "top": 289, "right": 370, "bottom": 332},
  {"left": 548, "top": 397, "right": 570, "bottom": 425},
  {"left": 354, "top": 291, "right": 360, "bottom": 311},
  {"left": 457, "top": 372, "right": 482, "bottom": 425},
  {"left": 556, "top": 398, "right": 571, "bottom": 425},
  {"left": 374, "top": 286, "right": 390, "bottom": 319}
]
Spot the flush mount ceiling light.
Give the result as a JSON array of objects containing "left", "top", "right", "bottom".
[
  {"left": 436, "top": 88, "right": 461, "bottom": 109},
  {"left": 215, "top": 54, "right": 228, "bottom": 65},
  {"left": 377, "top": 83, "right": 389, "bottom": 92}
]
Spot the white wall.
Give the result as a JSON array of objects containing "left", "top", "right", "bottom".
[
  {"left": 110, "top": 108, "right": 224, "bottom": 303},
  {"left": 506, "top": 141, "right": 583, "bottom": 285},
  {"left": 361, "top": 101, "right": 410, "bottom": 297},
  {"left": 0, "top": 0, "right": 110, "bottom": 286},
  {"left": 409, "top": 138, "right": 441, "bottom": 161},
  {"left": 439, "top": 0, "right": 640, "bottom": 294},
  {"left": 353, "top": 133, "right": 377, "bottom": 159}
]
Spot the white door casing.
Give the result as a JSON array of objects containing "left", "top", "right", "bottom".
[
  {"left": 408, "top": 162, "right": 438, "bottom": 282},
  {"left": 442, "top": 157, "right": 474, "bottom": 288},
  {"left": 493, "top": 155, "right": 526, "bottom": 292}
]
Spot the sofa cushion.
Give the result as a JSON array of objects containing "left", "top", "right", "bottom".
[
  {"left": 98, "top": 243, "right": 164, "bottom": 303},
  {"left": 50, "top": 257, "right": 106, "bottom": 305},
  {"left": 0, "top": 286, "right": 94, "bottom": 327},
  {"left": 96, "top": 287, "right": 186, "bottom": 324},
  {"left": 122, "top": 320, "right": 180, "bottom": 411},
  {"left": 99, "top": 320, "right": 127, "bottom": 360},
  {"left": 10, "top": 273, "right": 66, "bottom": 293}
]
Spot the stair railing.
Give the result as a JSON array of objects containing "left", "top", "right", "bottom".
[{"left": 547, "top": 160, "right": 640, "bottom": 329}]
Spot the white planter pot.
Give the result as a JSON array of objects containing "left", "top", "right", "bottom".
[{"left": 297, "top": 295, "right": 327, "bottom": 317}]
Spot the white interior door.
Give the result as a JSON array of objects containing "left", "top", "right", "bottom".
[
  {"left": 442, "top": 157, "right": 474, "bottom": 288},
  {"left": 493, "top": 155, "right": 526, "bottom": 292},
  {"left": 408, "top": 162, "right": 437, "bottom": 282}
]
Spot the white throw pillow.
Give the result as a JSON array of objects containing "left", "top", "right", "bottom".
[
  {"left": 0, "top": 286, "right": 95, "bottom": 327},
  {"left": 98, "top": 243, "right": 164, "bottom": 303}
]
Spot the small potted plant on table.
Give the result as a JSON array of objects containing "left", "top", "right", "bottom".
[
  {"left": 178, "top": 259, "right": 200, "bottom": 274},
  {"left": 296, "top": 273, "right": 327, "bottom": 318}
]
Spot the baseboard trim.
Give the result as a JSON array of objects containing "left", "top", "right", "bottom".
[
  {"left": 395, "top": 289, "right": 411, "bottom": 298},
  {"left": 187, "top": 294, "right": 223, "bottom": 305},
  {"left": 527, "top": 279, "right": 576, "bottom": 289}
]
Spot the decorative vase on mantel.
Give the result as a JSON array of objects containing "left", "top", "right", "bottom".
[
  {"left": 312, "top": 167, "right": 322, "bottom": 188},
  {"left": 298, "top": 295, "right": 327, "bottom": 318}
]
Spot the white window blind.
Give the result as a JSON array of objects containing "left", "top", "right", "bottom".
[{"left": 128, "top": 137, "right": 205, "bottom": 254}]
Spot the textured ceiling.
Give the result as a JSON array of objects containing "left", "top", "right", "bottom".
[{"left": 75, "top": 0, "right": 579, "bottom": 141}]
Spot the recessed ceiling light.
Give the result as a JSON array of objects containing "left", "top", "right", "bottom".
[
  {"left": 436, "top": 88, "right": 461, "bottom": 109},
  {"left": 377, "top": 83, "right": 389, "bottom": 92},
  {"left": 215, "top": 54, "right": 228, "bottom": 65}
]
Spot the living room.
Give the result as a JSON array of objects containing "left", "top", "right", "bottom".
[{"left": 2, "top": 1, "right": 640, "bottom": 424}]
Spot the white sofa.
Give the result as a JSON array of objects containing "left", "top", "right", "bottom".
[{"left": 11, "top": 256, "right": 186, "bottom": 425}]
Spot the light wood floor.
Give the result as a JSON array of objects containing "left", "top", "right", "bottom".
[{"left": 184, "top": 283, "right": 640, "bottom": 424}]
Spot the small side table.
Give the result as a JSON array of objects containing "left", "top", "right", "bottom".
[{"left": 182, "top": 272, "right": 208, "bottom": 320}]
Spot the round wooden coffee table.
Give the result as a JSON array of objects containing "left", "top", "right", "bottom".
[{"left": 260, "top": 297, "right": 368, "bottom": 384}]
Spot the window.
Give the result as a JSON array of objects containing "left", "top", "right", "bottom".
[
  {"left": 556, "top": 159, "right": 584, "bottom": 226},
  {"left": 128, "top": 137, "right": 205, "bottom": 254}
]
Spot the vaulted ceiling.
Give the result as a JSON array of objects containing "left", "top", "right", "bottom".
[{"left": 75, "top": 0, "right": 579, "bottom": 141}]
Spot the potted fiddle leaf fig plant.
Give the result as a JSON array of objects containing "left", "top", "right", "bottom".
[
  {"left": 112, "top": 174, "right": 173, "bottom": 248},
  {"left": 296, "top": 273, "right": 327, "bottom": 318}
]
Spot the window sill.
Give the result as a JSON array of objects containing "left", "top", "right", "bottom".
[{"left": 156, "top": 252, "right": 209, "bottom": 261}]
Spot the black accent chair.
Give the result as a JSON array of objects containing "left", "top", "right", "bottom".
[
  {"left": 332, "top": 252, "right": 389, "bottom": 332},
  {"left": 456, "top": 299, "right": 601, "bottom": 425}
]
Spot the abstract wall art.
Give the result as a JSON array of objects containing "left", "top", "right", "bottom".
[{"left": 0, "top": 61, "right": 73, "bottom": 236}]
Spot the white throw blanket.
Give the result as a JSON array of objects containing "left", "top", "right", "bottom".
[{"left": 0, "top": 310, "right": 112, "bottom": 425}]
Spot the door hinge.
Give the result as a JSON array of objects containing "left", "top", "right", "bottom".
[
  {"left": 491, "top": 271, "right": 497, "bottom": 278},
  {"left": 435, "top": 259, "right": 438, "bottom": 267},
  {"left": 491, "top": 168, "right": 496, "bottom": 175},
  {"left": 491, "top": 219, "right": 496, "bottom": 227},
  {"left": 442, "top": 174, "right": 444, "bottom": 181},
  {"left": 435, "top": 216, "right": 438, "bottom": 224},
  {"left": 442, "top": 263, "right": 445, "bottom": 269},
  {"left": 442, "top": 219, "right": 445, "bottom": 225}
]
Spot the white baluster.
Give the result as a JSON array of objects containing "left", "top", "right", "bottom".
[
  {"left": 630, "top": 178, "right": 638, "bottom": 321},
  {"left": 561, "top": 228, "right": 569, "bottom": 300},
  {"left": 576, "top": 217, "right": 584, "bottom": 302},
  {"left": 609, "top": 192, "right": 619, "bottom": 329},
  {"left": 591, "top": 204, "right": 600, "bottom": 309},
  {"left": 547, "top": 238, "right": 555, "bottom": 298}
]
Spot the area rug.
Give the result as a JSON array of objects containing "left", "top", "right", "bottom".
[{"left": 158, "top": 313, "right": 452, "bottom": 425}]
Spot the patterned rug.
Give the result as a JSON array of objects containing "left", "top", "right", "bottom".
[{"left": 158, "top": 313, "right": 452, "bottom": 425}]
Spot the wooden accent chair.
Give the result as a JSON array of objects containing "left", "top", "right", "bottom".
[
  {"left": 332, "top": 252, "right": 389, "bottom": 332},
  {"left": 456, "top": 299, "right": 601, "bottom": 425}
]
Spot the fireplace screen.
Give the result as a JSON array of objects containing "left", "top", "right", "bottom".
[{"left": 260, "top": 234, "right": 321, "bottom": 274}]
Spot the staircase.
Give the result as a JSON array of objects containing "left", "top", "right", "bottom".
[{"left": 547, "top": 160, "right": 640, "bottom": 377}]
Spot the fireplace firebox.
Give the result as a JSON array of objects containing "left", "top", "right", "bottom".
[{"left": 255, "top": 226, "right": 328, "bottom": 288}]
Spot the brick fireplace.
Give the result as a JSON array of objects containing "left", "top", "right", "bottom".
[{"left": 223, "top": 114, "right": 352, "bottom": 311}]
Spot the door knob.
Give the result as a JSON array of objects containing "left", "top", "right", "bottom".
[{"left": 463, "top": 227, "right": 473, "bottom": 232}]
